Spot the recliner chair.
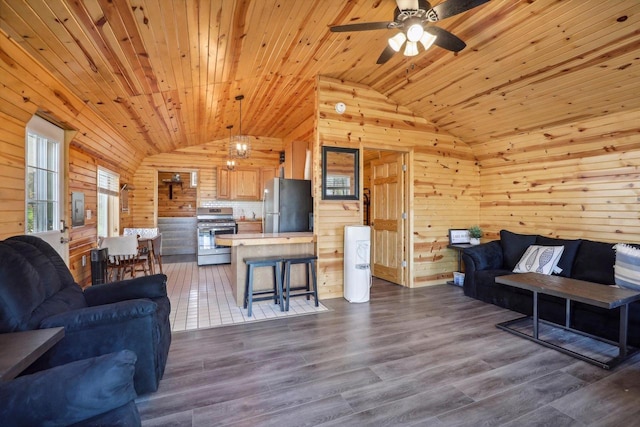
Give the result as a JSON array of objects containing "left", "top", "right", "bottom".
[
  {"left": 0, "top": 235, "right": 171, "bottom": 395},
  {"left": 0, "top": 350, "right": 141, "bottom": 426}
]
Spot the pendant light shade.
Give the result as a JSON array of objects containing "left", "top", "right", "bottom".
[{"left": 229, "top": 95, "right": 251, "bottom": 159}]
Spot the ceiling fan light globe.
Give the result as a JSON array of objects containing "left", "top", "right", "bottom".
[
  {"left": 406, "top": 23, "right": 424, "bottom": 42},
  {"left": 396, "top": 0, "right": 419, "bottom": 11},
  {"left": 388, "top": 32, "right": 407, "bottom": 52},
  {"left": 404, "top": 41, "right": 419, "bottom": 56},
  {"left": 419, "top": 32, "right": 437, "bottom": 50}
]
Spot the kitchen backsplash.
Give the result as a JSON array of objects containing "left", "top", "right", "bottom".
[{"left": 200, "top": 200, "right": 263, "bottom": 220}]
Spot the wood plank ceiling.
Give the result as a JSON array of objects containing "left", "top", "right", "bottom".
[{"left": 1, "top": 0, "right": 639, "bottom": 160}]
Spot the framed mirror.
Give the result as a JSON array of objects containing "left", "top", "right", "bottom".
[{"left": 322, "top": 146, "right": 359, "bottom": 200}]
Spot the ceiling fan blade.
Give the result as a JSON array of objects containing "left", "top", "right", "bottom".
[
  {"left": 396, "top": 0, "right": 419, "bottom": 10},
  {"left": 429, "top": 0, "right": 490, "bottom": 21},
  {"left": 376, "top": 45, "right": 396, "bottom": 64},
  {"left": 330, "top": 21, "right": 393, "bottom": 32},
  {"left": 425, "top": 26, "right": 466, "bottom": 52}
]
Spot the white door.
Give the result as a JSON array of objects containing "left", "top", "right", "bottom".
[{"left": 26, "top": 115, "right": 69, "bottom": 264}]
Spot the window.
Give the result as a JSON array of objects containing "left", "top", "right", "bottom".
[
  {"left": 26, "top": 116, "right": 64, "bottom": 233},
  {"left": 97, "top": 167, "right": 120, "bottom": 238}
]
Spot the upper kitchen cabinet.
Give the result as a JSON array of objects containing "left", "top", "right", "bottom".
[
  {"left": 284, "top": 140, "right": 310, "bottom": 179},
  {"left": 217, "top": 168, "right": 262, "bottom": 200},
  {"left": 233, "top": 169, "right": 260, "bottom": 200},
  {"left": 217, "top": 168, "right": 232, "bottom": 199},
  {"left": 260, "top": 167, "right": 278, "bottom": 195}
]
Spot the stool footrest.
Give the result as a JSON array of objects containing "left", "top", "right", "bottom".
[
  {"left": 282, "top": 255, "right": 319, "bottom": 311},
  {"left": 244, "top": 257, "right": 285, "bottom": 317}
]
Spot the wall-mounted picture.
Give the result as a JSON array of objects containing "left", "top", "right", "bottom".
[{"left": 448, "top": 229, "right": 470, "bottom": 245}]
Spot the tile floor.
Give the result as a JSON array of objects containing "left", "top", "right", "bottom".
[{"left": 162, "top": 257, "right": 328, "bottom": 332}]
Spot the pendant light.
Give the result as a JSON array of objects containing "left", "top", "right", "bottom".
[
  {"left": 230, "top": 95, "right": 250, "bottom": 159},
  {"left": 226, "top": 125, "right": 235, "bottom": 171}
]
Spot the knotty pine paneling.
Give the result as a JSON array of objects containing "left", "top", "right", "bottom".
[
  {"left": 476, "top": 107, "right": 640, "bottom": 245},
  {"left": 0, "top": 32, "right": 140, "bottom": 285},
  {"left": 157, "top": 172, "right": 196, "bottom": 218},
  {"left": 68, "top": 147, "right": 99, "bottom": 286},
  {"left": 315, "top": 77, "right": 479, "bottom": 298}
]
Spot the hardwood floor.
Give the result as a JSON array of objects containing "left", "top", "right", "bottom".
[{"left": 137, "top": 278, "right": 640, "bottom": 426}]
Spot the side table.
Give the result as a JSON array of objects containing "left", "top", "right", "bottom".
[
  {"left": 447, "top": 243, "right": 473, "bottom": 285},
  {"left": 0, "top": 327, "right": 65, "bottom": 381}
]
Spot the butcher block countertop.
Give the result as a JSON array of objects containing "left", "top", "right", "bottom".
[{"left": 216, "top": 232, "right": 315, "bottom": 247}]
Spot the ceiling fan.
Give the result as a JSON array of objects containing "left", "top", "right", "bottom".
[{"left": 330, "top": 0, "right": 490, "bottom": 64}]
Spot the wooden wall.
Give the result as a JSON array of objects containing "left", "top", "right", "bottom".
[
  {"left": 132, "top": 136, "right": 284, "bottom": 226},
  {"left": 315, "top": 76, "right": 479, "bottom": 298},
  {"left": 476, "top": 108, "right": 640, "bottom": 244},
  {"left": 1, "top": 30, "right": 137, "bottom": 285},
  {"left": 157, "top": 171, "right": 197, "bottom": 217}
]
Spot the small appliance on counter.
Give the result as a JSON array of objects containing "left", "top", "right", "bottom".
[{"left": 263, "top": 178, "right": 313, "bottom": 233}]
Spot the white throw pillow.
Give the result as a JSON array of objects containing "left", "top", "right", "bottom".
[
  {"left": 614, "top": 243, "right": 640, "bottom": 291},
  {"left": 513, "top": 245, "right": 565, "bottom": 275}
]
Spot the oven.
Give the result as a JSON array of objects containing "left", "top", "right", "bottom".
[{"left": 196, "top": 207, "right": 237, "bottom": 265}]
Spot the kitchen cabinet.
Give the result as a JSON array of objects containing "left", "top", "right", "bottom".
[
  {"left": 284, "top": 140, "right": 309, "bottom": 179},
  {"left": 237, "top": 221, "right": 262, "bottom": 234},
  {"left": 232, "top": 169, "right": 260, "bottom": 200},
  {"left": 260, "top": 167, "right": 278, "bottom": 194},
  {"left": 217, "top": 169, "right": 231, "bottom": 199},
  {"left": 218, "top": 168, "right": 275, "bottom": 201}
]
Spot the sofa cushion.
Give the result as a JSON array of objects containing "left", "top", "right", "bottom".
[
  {"left": 0, "top": 350, "right": 138, "bottom": 427},
  {"left": 572, "top": 240, "right": 616, "bottom": 285},
  {"left": 500, "top": 230, "right": 537, "bottom": 270},
  {"left": 614, "top": 244, "right": 640, "bottom": 291},
  {"left": 535, "top": 236, "right": 582, "bottom": 277},
  {"left": 513, "top": 245, "right": 564, "bottom": 275}
]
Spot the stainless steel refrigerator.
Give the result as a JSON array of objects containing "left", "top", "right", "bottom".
[{"left": 264, "top": 178, "right": 313, "bottom": 233}]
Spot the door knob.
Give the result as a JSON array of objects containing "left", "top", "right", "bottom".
[{"left": 60, "top": 237, "right": 70, "bottom": 244}]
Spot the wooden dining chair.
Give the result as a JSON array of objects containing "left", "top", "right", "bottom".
[
  {"left": 99, "top": 235, "right": 141, "bottom": 281},
  {"left": 151, "top": 234, "right": 163, "bottom": 274}
]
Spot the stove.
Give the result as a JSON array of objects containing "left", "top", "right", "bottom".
[{"left": 196, "top": 207, "right": 237, "bottom": 265}]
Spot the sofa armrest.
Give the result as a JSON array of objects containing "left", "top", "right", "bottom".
[
  {"left": 461, "top": 241, "right": 503, "bottom": 299},
  {"left": 463, "top": 241, "right": 504, "bottom": 271},
  {"left": 40, "top": 299, "right": 157, "bottom": 331},
  {"left": 0, "top": 350, "right": 139, "bottom": 427},
  {"left": 84, "top": 274, "right": 167, "bottom": 306}
]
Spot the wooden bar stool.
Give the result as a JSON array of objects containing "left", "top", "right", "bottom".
[
  {"left": 243, "top": 256, "right": 284, "bottom": 317},
  {"left": 281, "top": 254, "right": 319, "bottom": 311}
]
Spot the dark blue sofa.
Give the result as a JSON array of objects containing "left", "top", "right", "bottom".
[
  {"left": 461, "top": 230, "right": 640, "bottom": 347},
  {"left": 0, "top": 350, "right": 141, "bottom": 426},
  {"left": 0, "top": 235, "right": 171, "bottom": 395}
]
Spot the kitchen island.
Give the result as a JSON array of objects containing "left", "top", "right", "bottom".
[{"left": 216, "top": 232, "right": 316, "bottom": 307}]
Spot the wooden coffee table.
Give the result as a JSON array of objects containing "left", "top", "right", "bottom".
[
  {"left": 0, "top": 327, "right": 64, "bottom": 381},
  {"left": 495, "top": 272, "right": 640, "bottom": 369}
]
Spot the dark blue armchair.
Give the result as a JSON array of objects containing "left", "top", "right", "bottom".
[
  {"left": 0, "top": 235, "right": 171, "bottom": 395},
  {"left": 0, "top": 350, "right": 141, "bottom": 426}
]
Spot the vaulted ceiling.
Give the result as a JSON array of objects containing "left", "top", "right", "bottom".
[{"left": 2, "top": 0, "right": 639, "bottom": 158}]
